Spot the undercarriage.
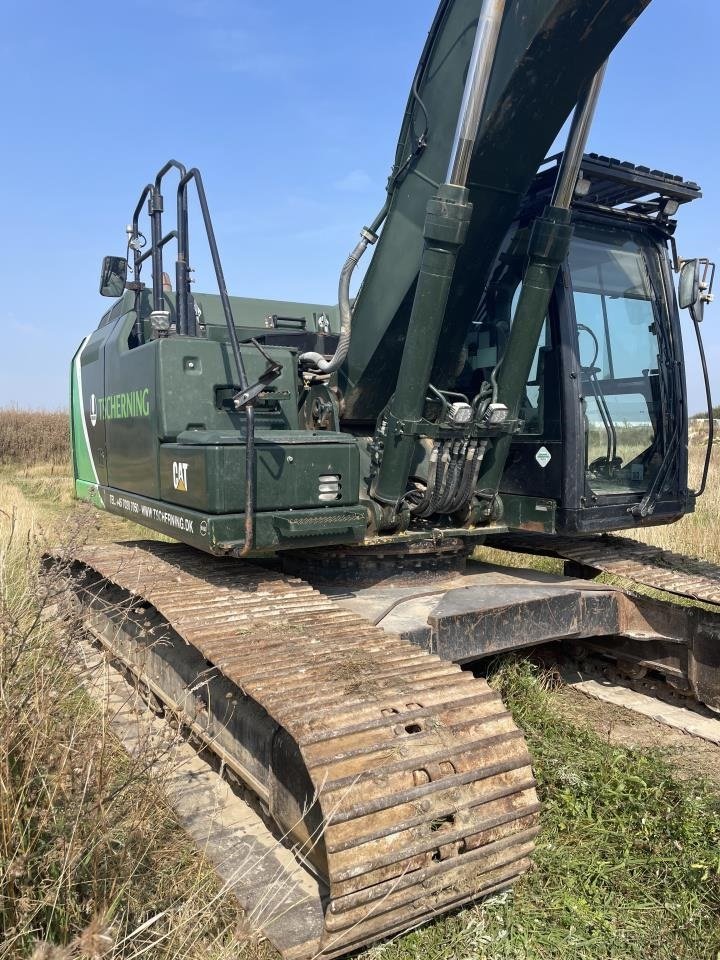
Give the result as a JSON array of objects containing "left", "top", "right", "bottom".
[{"left": 55, "top": 529, "right": 720, "bottom": 953}]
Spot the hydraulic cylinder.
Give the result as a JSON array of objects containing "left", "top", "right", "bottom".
[
  {"left": 478, "top": 206, "right": 573, "bottom": 492},
  {"left": 370, "top": 184, "right": 473, "bottom": 505}
]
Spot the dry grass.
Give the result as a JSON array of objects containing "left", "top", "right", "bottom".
[
  {"left": 0, "top": 410, "right": 69, "bottom": 469},
  {"left": 0, "top": 486, "right": 263, "bottom": 959},
  {"left": 622, "top": 437, "right": 720, "bottom": 562},
  {"left": 1, "top": 409, "right": 719, "bottom": 959}
]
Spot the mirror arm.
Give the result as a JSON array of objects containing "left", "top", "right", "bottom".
[
  {"left": 670, "top": 236, "right": 680, "bottom": 272},
  {"left": 690, "top": 309, "right": 714, "bottom": 499}
]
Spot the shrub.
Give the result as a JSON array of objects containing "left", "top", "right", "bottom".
[{"left": 0, "top": 410, "right": 70, "bottom": 468}]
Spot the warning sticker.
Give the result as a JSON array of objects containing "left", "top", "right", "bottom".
[{"left": 535, "top": 446, "right": 552, "bottom": 469}]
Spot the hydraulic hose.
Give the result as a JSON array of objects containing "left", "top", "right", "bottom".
[
  {"left": 435, "top": 440, "right": 465, "bottom": 513},
  {"left": 414, "top": 442, "right": 446, "bottom": 518},
  {"left": 447, "top": 439, "right": 481, "bottom": 514},
  {"left": 410, "top": 438, "right": 487, "bottom": 519},
  {"left": 422, "top": 441, "right": 453, "bottom": 517},
  {"left": 409, "top": 442, "right": 440, "bottom": 516},
  {"left": 691, "top": 309, "right": 714, "bottom": 498},
  {"left": 299, "top": 63, "right": 433, "bottom": 381},
  {"left": 300, "top": 232, "right": 376, "bottom": 375}
]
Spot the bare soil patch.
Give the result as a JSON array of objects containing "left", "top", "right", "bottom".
[{"left": 551, "top": 684, "right": 720, "bottom": 792}]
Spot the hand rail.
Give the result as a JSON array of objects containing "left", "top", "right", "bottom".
[
  {"left": 127, "top": 160, "right": 188, "bottom": 333},
  {"left": 177, "top": 167, "right": 256, "bottom": 555}
]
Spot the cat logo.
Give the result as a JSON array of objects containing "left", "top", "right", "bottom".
[{"left": 172, "top": 461, "right": 189, "bottom": 492}]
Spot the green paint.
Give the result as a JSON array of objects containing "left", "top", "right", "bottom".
[
  {"left": 370, "top": 182, "right": 472, "bottom": 505},
  {"left": 75, "top": 478, "right": 106, "bottom": 509},
  {"left": 70, "top": 338, "right": 99, "bottom": 486},
  {"left": 480, "top": 207, "right": 573, "bottom": 493}
]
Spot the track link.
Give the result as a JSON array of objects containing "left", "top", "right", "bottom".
[
  {"left": 62, "top": 541, "right": 538, "bottom": 956},
  {"left": 489, "top": 532, "right": 720, "bottom": 607}
]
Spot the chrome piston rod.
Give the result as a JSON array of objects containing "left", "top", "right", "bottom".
[
  {"left": 447, "top": 0, "right": 507, "bottom": 187},
  {"left": 551, "top": 62, "right": 608, "bottom": 209}
]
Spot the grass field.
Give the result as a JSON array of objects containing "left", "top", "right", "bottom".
[{"left": 1, "top": 411, "right": 719, "bottom": 959}]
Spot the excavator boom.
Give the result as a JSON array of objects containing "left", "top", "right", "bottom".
[{"left": 342, "top": 0, "right": 651, "bottom": 421}]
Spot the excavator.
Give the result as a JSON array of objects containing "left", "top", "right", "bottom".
[{"left": 63, "top": 0, "right": 720, "bottom": 955}]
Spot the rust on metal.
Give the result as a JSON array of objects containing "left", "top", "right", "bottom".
[
  {"left": 489, "top": 533, "right": 720, "bottom": 607},
  {"left": 62, "top": 540, "right": 539, "bottom": 956}
]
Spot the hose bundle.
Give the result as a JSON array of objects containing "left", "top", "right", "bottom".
[{"left": 408, "top": 437, "right": 488, "bottom": 518}]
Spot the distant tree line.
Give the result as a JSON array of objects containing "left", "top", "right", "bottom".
[
  {"left": 0, "top": 408, "right": 69, "bottom": 466},
  {"left": 691, "top": 406, "right": 720, "bottom": 419}
]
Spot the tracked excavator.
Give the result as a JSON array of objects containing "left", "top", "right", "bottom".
[{"left": 63, "top": 0, "right": 720, "bottom": 954}]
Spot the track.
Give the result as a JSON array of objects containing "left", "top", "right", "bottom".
[
  {"left": 60, "top": 541, "right": 539, "bottom": 958},
  {"left": 533, "top": 640, "right": 720, "bottom": 741},
  {"left": 70, "top": 637, "right": 329, "bottom": 960},
  {"left": 488, "top": 533, "right": 720, "bottom": 606},
  {"left": 563, "top": 671, "right": 720, "bottom": 746}
]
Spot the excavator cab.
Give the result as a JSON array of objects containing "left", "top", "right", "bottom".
[{"left": 468, "top": 154, "right": 709, "bottom": 534}]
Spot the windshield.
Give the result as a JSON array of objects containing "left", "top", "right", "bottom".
[{"left": 568, "top": 224, "right": 664, "bottom": 496}]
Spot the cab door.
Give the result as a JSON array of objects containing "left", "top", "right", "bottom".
[{"left": 559, "top": 220, "right": 688, "bottom": 530}]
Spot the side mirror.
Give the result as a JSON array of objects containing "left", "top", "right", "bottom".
[
  {"left": 678, "top": 259, "right": 700, "bottom": 310},
  {"left": 99, "top": 255, "right": 128, "bottom": 298}
]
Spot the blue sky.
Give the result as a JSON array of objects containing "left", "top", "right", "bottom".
[{"left": 1, "top": 0, "right": 718, "bottom": 412}]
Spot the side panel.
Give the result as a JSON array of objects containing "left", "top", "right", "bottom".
[
  {"left": 158, "top": 439, "right": 360, "bottom": 514},
  {"left": 103, "top": 317, "right": 302, "bottom": 500},
  {"left": 71, "top": 325, "right": 117, "bottom": 497},
  {"left": 155, "top": 338, "right": 300, "bottom": 440},
  {"left": 104, "top": 316, "right": 160, "bottom": 498}
]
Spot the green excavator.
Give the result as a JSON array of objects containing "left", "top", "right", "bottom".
[{"left": 65, "top": 0, "right": 719, "bottom": 955}]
